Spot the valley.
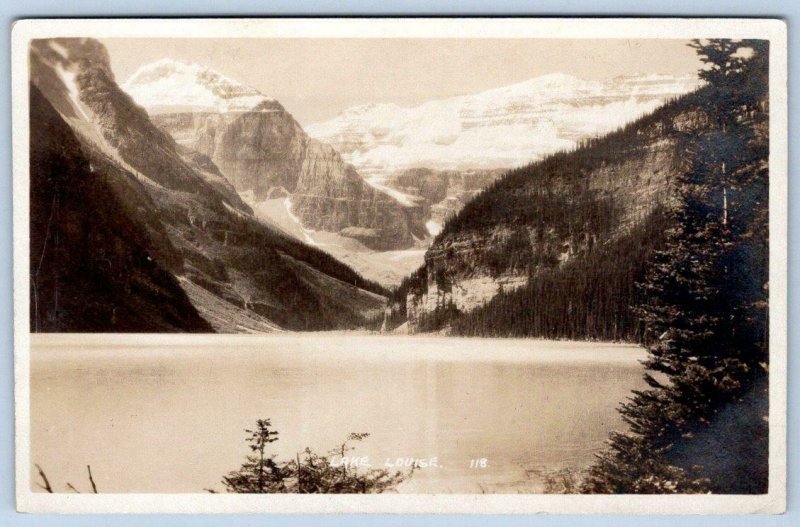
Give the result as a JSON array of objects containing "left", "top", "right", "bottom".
[
  {"left": 26, "top": 38, "right": 707, "bottom": 334},
  {"left": 122, "top": 58, "right": 698, "bottom": 289}
]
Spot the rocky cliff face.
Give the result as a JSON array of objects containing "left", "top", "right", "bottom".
[
  {"left": 290, "top": 139, "right": 428, "bottom": 250},
  {"left": 306, "top": 73, "right": 703, "bottom": 177},
  {"left": 153, "top": 102, "right": 308, "bottom": 198},
  {"left": 29, "top": 38, "right": 387, "bottom": 332},
  {"left": 395, "top": 89, "right": 712, "bottom": 333},
  {"left": 124, "top": 60, "right": 421, "bottom": 250},
  {"left": 384, "top": 168, "right": 505, "bottom": 231}
]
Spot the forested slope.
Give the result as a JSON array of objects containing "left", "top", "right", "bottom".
[{"left": 390, "top": 85, "right": 715, "bottom": 341}]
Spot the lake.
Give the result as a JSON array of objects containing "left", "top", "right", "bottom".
[{"left": 29, "top": 334, "right": 647, "bottom": 494}]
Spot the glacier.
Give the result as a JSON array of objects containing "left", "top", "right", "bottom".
[
  {"left": 305, "top": 72, "right": 703, "bottom": 176},
  {"left": 122, "top": 58, "right": 275, "bottom": 114}
]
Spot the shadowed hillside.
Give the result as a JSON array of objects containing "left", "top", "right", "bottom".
[{"left": 30, "top": 85, "right": 212, "bottom": 332}]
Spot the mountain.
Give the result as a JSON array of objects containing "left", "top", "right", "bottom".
[
  {"left": 388, "top": 87, "right": 718, "bottom": 339},
  {"left": 122, "top": 59, "right": 427, "bottom": 251},
  {"left": 29, "top": 38, "right": 387, "bottom": 332},
  {"left": 306, "top": 73, "right": 703, "bottom": 177},
  {"left": 123, "top": 64, "right": 699, "bottom": 288},
  {"left": 29, "top": 84, "right": 213, "bottom": 332},
  {"left": 304, "top": 72, "right": 701, "bottom": 278}
]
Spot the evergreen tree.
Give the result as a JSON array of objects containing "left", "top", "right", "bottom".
[
  {"left": 222, "top": 419, "right": 288, "bottom": 493},
  {"left": 583, "top": 39, "right": 769, "bottom": 494}
]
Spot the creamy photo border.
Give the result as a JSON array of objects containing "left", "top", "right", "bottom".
[{"left": 11, "top": 17, "right": 788, "bottom": 514}]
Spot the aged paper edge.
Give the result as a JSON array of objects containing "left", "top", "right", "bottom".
[{"left": 11, "top": 17, "right": 788, "bottom": 514}]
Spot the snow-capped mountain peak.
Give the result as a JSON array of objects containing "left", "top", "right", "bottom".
[
  {"left": 306, "top": 71, "right": 703, "bottom": 176},
  {"left": 122, "top": 58, "right": 274, "bottom": 114}
]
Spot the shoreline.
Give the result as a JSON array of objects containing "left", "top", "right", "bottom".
[{"left": 29, "top": 333, "right": 646, "bottom": 365}]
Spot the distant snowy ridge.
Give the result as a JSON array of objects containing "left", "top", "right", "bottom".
[
  {"left": 122, "top": 58, "right": 274, "bottom": 114},
  {"left": 306, "top": 72, "right": 703, "bottom": 176}
]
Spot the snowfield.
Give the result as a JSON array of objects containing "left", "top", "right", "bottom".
[
  {"left": 306, "top": 72, "right": 702, "bottom": 176},
  {"left": 122, "top": 58, "right": 274, "bottom": 114}
]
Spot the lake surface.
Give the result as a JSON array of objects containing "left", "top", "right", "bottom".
[{"left": 30, "top": 334, "right": 647, "bottom": 494}]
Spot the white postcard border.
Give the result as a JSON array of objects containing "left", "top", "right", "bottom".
[{"left": 11, "top": 17, "right": 788, "bottom": 514}]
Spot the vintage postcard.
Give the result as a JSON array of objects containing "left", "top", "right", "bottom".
[{"left": 11, "top": 18, "right": 787, "bottom": 514}]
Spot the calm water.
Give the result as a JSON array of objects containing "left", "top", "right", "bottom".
[{"left": 30, "top": 334, "right": 646, "bottom": 494}]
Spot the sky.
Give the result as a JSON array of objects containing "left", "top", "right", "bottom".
[{"left": 101, "top": 38, "right": 702, "bottom": 125}]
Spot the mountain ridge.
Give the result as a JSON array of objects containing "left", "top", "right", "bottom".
[
  {"left": 306, "top": 72, "right": 702, "bottom": 177},
  {"left": 122, "top": 58, "right": 275, "bottom": 114},
  {"left": 29, "top": 38, "right": 388, "bottom": 332},
  {"left": 29, "top": 83, "right": 214, "bottom": 332}
]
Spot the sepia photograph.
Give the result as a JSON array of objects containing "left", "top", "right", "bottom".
[{"left": 11, "top": 18, "right": 787, "bottom": 514}]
